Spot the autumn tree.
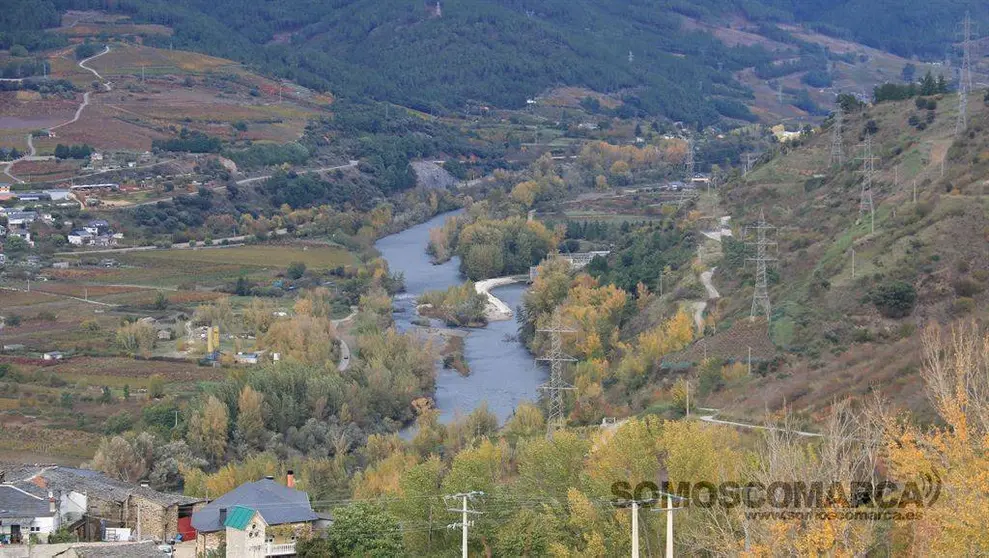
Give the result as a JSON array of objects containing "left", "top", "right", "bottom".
[
  {"left": 242, "top": 298, "right": 278, "bottom": 334},
  {"left": 883, "top": 322, "right": 989, "bottom": 554},
  {"left": 236, "top": 385, "right": 267, "bottom": 451},
  {"left": 187, "top": 395, "right": 229, "bottom": 463},
  {"left": 115, "top": 321, "right": 156, "bottom": 356},
  {"left": 260, "top": 315, "right": 338, "bottom": 366}
]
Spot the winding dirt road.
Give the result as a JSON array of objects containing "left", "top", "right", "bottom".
[{"left": 2, "top": 46, "right": 111, "bottom": 183}]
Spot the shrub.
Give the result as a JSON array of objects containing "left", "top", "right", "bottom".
[
  {"left": 953, "top": 297, "right": 975, "bottom": 315},
  {"left": 869, "top": 281, "right": 917, "bottom": 318},
  {"left": 287, "top": 261, "right": 307, "bottom": 280},
  {"left": 102, "top": 411, "right": 135, "bottom": 435},
  {"left": 953, "top": 278, "right": 984, "bottom": 297}
]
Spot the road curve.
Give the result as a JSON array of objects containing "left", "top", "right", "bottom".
[{"left": 2, "top": 46, "right": 112, "bottom": 182}]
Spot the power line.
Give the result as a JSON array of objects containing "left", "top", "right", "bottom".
[
  {"left": 856, "top": 137, "right": 879, "bottom": 234},
  {"left": 536, "top": 310, "right": 577, "bottom": 438},
  {"left": 445, "top": 491, "right": 484, "bottom": 558},
  {"left": 956, "top": 12, "right": 975, "bottom": 136},
  {"left": 745, "top": 210, "right": 777, "bottom": 324},
  {"left": 830, "top": 102, "right": 844, "bottom": 167}
]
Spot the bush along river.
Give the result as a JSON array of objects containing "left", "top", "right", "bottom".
[{"left": 374, "top": 210, "right": 546, "bottom": 425}]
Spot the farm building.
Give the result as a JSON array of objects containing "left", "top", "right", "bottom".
[{"left": 0, "top": 465, "right": 206, "bottom": 544}]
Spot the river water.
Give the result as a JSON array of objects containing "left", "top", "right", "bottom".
[{"left": 374, "top": 211, "right": 546, "bottom": 424}]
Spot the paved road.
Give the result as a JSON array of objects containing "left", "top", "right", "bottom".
[
  {"left": 332, "top": 308, "right": 358, "bottom": 371},
  {"left": 55, "top": 228, "right": 290, "bottom": 256}
]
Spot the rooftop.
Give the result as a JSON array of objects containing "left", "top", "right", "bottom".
[
  {"left": 0, "top": 484, "right": 52, "bottom": 520},
  {"left": 192, "top": 478, "right": 319, "bottom": 533},
  {"left": 23, "top": 466, "right": 203, "bottom": 507}
]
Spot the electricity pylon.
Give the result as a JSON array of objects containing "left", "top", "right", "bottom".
[
  {"left": 857, "top": 137, "right": 879, "bottom": 234},
  {"left": 956, "top": 12, "right": 974, "bottom": 135},
  {"left": 537, "top": 311, "right": 576, "bottom": 438},
  {"left": 684, "top": 139, "right": 695, "bottom": 181},
  {"left": 745, "top": 210, "right": 777, "bottom": 323},
  {"left": 830, "top": 102, "right": 844, "bottom": 167}
]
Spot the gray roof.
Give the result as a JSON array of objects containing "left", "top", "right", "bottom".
[
  {"left": 0, "top": 484, "right": 53, "bottom": 519},
  {"left": 29, "top": 467, "right": 202, "bottom": 507},
  {"left": 71, "top": 541, "right": 161, "bottom": 557},
  {"left": 191, "top": 479, "right": 318, "bottom": 533}
]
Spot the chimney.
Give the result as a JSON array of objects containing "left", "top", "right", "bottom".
[
  {"left": 286, "top": 470, "right": 295, "bottom": 489},
  {"left": 49, "top": 491, "right": 56, "bottom": 514},
  {"left": 219, "top": 508, "right": 227, "bottom": 525}
]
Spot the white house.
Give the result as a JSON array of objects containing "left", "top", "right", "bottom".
[
  {"left": 223, "top": 506, "right": 268, "bottom": 558},
  {"left": 68, "top": 230, "right": 93, "bottom": 245},
  {"left": 0, "top": 485, "right": 58, "bottom": 544}
]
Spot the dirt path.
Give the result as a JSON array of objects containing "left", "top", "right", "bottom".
[
  {"left": 697, "top": 408, "right": 821, "bottom": 437},
  {"left": 2, "top": 46, "right": 111, "bottom": 183},
  {"left": 0, "top": 284, "right": 117, "bottom": 307}
]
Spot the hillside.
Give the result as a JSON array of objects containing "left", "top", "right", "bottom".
[
  {"left": 7, "top": 0, "right": 988, "bottom": 128},
  {"left": 699, "top": 91, "right": 989, "bottom": 421}
]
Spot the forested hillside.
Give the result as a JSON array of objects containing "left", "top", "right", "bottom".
[{"left": 9, "top": 0, "right": 987, "bottom": 127}]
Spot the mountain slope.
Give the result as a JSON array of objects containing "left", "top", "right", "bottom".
[{"left": 707, "top": 91, "right": 989, "bottom": 419}]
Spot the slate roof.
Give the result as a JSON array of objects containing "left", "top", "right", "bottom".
[
  {"left": 192, "top": 479, "right": 319, "bottom": 533},
  {"left": 0, "top": 484, "right": 52, "bottom": 520},
  {"left": 24, "top": 467, "right": 203, "bottom": 507}
]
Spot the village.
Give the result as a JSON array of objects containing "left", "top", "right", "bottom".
[{"left": 0, "top": 463, "right": 329, "bottom": 557}]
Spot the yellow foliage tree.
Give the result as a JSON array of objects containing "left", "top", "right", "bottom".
[
  {"left": 260, "top": 315, "right": 338, "bottom": 366},
  {"left": 187, "top": 395, "right": 229, "bottom": 463},
  {"left": 883, "top": 322, "right": 989, "bottom": 554},
  {"left": 510, "top": 180, "right": 539, "bottom": 208}
]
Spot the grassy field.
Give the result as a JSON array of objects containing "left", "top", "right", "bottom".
[
  {"left": 51, "top": 244, "right": 352, "bottom": 288},
  {"left": 124, "top": 244, "right": 356, "bottom": 270}
]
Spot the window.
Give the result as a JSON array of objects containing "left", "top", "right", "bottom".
[{"left": 30, "top": 527, "right": 40, "bottom": 532}]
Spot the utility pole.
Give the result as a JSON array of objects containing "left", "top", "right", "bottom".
[
  {"left": 747, "top": 346, "right": 752, "bottom": 376},
  {"left": 777, "top": 81, "right": 784, "bottom": 105},
  {"left": 829, "top": 102, "right": 844, "bottom": 167},
  {"left": 632, "top": 499, "right": 640, "bottom": 558},
  {"left": 856, "top": 137, "right": 878, "bottom": 234},
  {"left": 851, "top": 248, "right": 856, "bottom": 279},
  {"left": 956, "top": 12, "right": 974, "bottom": 136},
  {"left": 445, "top": 492, "right": 484, "bottom": 558},
  {"left": 537, "top": 311, "right": 576, "bottom": 438},
  {"left": 141, "top": 65, "right": 145, "bottom": 83},
  {"left": 744, "top": 210, "right": 777, "bottom": 323},
  {"left": 913, "top": 179, "right": 918, "bottom": 203}
]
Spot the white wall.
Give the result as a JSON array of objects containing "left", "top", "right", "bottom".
[{"left": 60, "top": 491, "right": 87, "bottom": 524}]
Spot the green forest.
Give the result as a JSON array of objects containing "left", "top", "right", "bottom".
[{"left": 5, "top": 0, "right": 986, "bottom": 125}]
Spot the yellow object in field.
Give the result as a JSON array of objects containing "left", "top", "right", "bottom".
[{"left": 207, "top": 325, "right": 220, "bottom": 354}]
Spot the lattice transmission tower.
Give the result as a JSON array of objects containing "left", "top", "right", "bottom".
[
  {"left": 830, "top": 102, "right": 844, "bottom": 167},
  {"left": 537, "top": 311, "right": 576, "bottom": 438},
  {"left": 956, "top": 12, "right": 975, "bottom": 135},
  {"left": 857, "top": 137, "right": 879, "bottom": 234},
  {"left": 684, "top": 138, "right": 695, "bottom": 180},
  {"left": 745, "top": 211, "right": 777, "bottom": 323}
]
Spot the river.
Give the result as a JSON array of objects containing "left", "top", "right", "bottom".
[{"left": 374, "top": 211, "right": 546, "bottom": 424}]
